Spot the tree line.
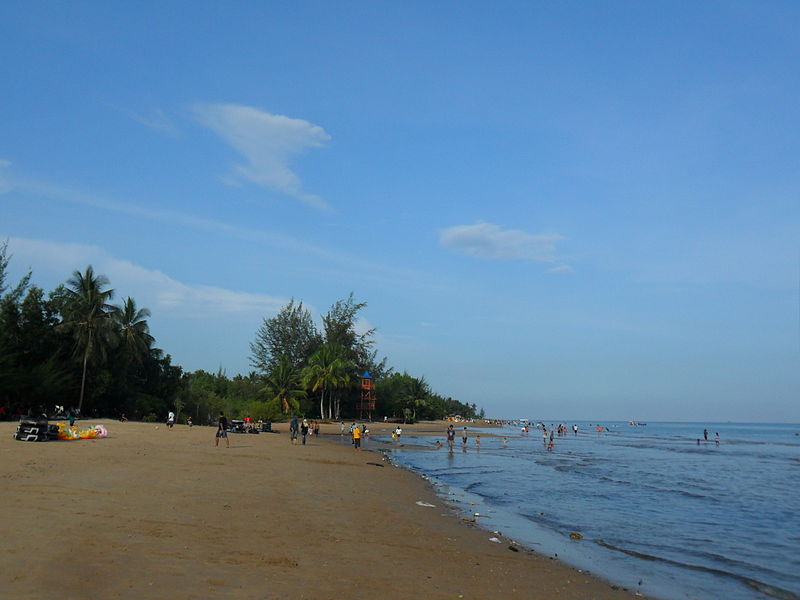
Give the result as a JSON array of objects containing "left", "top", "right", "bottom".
[{"left": 0, "top": 242, "right": 483, "bottom": 423}]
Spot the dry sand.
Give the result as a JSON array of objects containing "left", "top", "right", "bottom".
[{"left": 1, "top": 419, "right": 647, "bottom": 599}]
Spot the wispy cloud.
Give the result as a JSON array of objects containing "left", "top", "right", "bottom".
[
  {"left": 193, "top": 103, "right": 330, "bottom": 210},
  {"left": 547, "top": 264, "right": 574, "bottom": 274},
  {"left": 440, "top": 222, "right": 565, "bottom": 263},
  {"left": 2, "top": 169, "right": 446, "bottom": 293},
  {"left": 5, "top": 236, "right": 287, "bottom": 318},
  {"left": 120, "top": 106, "right": 180, "bottom": 136}
]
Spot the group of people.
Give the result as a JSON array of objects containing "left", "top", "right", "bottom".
[
  {"left": 700, "top": 428, "right": 720, "bottom": 446},
  {"left": 443, "top": 425, "right": 482, "bottom": 451},
  {"left": 288, "top": 417, "right": 321, "bottom": 445}
]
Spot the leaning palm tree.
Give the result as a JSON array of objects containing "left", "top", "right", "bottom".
[
  {"left": 262, "top": 356, "right": 306, "bottom": 415},
  {"left": 111, "top": 297, "right": 154, "bottom": 364},
  {"left": 59, "top": 266, "right": 117, "bottom": 413}
]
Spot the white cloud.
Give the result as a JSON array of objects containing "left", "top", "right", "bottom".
[
  {"left": 440, "top": 222, "right": 564, "bottom": 263},
  {"left": 5, "top": 236, "right": 287, "bottom": 318},
  {"left": 122, "top": 106, "right": 179, "bottom": 136},
  {"left": 4, "top": 171, "right": 449, "bottom": 293},
  {"left": 547, "top": 264, "right": 574, "bottom": 274},
  {"left": 193, "top": 103, "right": 330, "bottom": 209},
  {"left": 354, "top": 317, "right": 375, "bottom": 337}
]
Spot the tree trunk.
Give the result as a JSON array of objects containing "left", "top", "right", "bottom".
[
  {"left": 77, "top": 347, "right": 89, "bottom": 414},
  {"left": 320, "top": 389, "right": 325, "bottom": 420}
]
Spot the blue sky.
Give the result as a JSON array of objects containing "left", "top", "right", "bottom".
[{"left": 2, "top": 1, "right": 798, "bottom": 421}]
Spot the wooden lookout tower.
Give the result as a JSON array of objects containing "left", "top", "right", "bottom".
[{"left": 358, "top": 371, "right": 376, "bottom": 421}]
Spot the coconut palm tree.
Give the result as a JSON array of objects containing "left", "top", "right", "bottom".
[
  {"left": 59, "top": 266, "right": 116, "bottom": 413},
  {"left": 262, "top": 356, "right": 306, "bottom": 415},
  {"left": 302, "top": 343, "right": 353, "bottom": 419},
  {"left": 112, "top": 297, "right": 154, "bottom": 363},
  {"left": 404, "top": 376, "right": 430, "bottom": 422}
]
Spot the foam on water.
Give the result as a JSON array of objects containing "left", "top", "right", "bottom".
[{"left": 382, "top": 422, "right": 800, "bottom": 600}]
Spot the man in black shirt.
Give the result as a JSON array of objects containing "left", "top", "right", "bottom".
[{"left": 215, "top": 411, "right": 229, "bottom": 448}]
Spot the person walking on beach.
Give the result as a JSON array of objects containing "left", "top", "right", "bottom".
[
  {"left": 167, "top": 410, "right": 175, "bottom": 429},
  {"left": 290, "top": 416, "right": 299, "bottom": 445},
  {"left": 353, "top": 423, "right": 362, "bottom": 450},
  {"left": 446, "top": 425, "right": 455, "bottom": 451},
  {"left": 301, "top": 419, "right": 309, "bottom": 445},
  {"left": 215, "top": 411, "right": 229, "bottom": 448}
]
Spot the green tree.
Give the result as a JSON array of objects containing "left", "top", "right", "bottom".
[
  {"left": 59, "top": 266, "right": 117, "bottom": 413},
  {"left": 262, "top": 356, "right": 306, "bottom": 415},
  {"left": 112, "top": 297, "right": 154, "bottom": 364},
  {"left": 322, "top": 293, "right": 389, "bottom": 378},
  {"left": 250, "top": 299, "right": 321, "bottom": 372},
  {"left": 302, "top": 343, "right": 354, "bottom": 419},
  {"left": 404, "top": 376, "right": 430, "bottom": 422}
]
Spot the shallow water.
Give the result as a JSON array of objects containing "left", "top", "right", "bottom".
[{"left": 382, "top": 422, "right": 800, "bottom": 600}]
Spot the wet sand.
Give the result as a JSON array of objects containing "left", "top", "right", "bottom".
[{"left": 0, "top": 419, "right": 648, "bottom": 599}]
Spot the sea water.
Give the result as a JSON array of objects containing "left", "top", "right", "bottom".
[{"left": 380, "top": 422, "right": 800, "bottom": 600}]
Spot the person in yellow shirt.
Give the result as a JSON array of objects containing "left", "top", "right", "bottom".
[{"left": 353, "top": 424, "right": 362, "bottom": 450}]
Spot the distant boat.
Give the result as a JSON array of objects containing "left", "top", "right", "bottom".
[{"left": 628, "top": 421, "right": 647, "bottom": 426}]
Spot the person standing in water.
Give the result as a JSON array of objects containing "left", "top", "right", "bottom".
[
  {"left": 703, "top": 428, "right": 709, "bottom": 441},
  {"left": 446, "top": 424, "right": 455, "bottom": 451}
]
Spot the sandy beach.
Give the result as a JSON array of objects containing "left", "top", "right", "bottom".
[{"left": 1, "top": 419, "right": 648, "bottom": 600}]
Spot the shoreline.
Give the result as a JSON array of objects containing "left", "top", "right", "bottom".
[{"left": 1, "top": 419, "right": 650, "bottom": 599}]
